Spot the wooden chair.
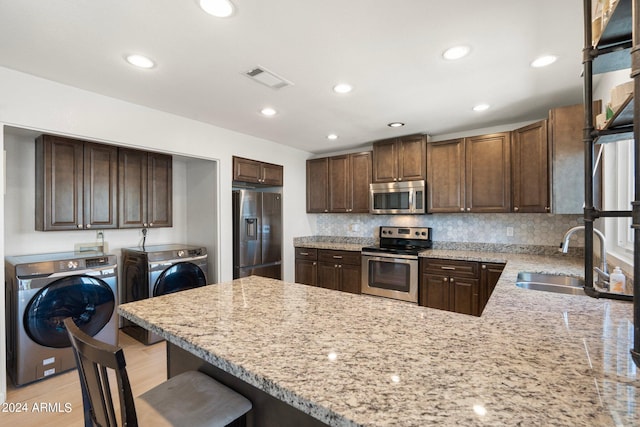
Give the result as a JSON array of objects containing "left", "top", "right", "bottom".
[{"left": 63, "top": 318, "right": 252, "bottom": 426}]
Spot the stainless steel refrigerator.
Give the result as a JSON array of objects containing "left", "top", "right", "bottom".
[{"left": 233, "top": 190, "right": 282, "bottom": 279}]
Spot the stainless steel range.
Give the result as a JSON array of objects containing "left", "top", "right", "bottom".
[{"left": 361, "top": 226, "right": 432, "bottom": 303}]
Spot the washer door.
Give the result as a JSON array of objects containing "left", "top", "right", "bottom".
[
  {"left": 153, "top": 262, "right": 206, "bottom": 296},
  {"left": 24, "top": 275, "right": 115, "bottom": 348}
]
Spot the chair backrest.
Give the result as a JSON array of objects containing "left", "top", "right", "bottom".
[{"left": 64, "top": 317, "right": 138, "bottom": 427}]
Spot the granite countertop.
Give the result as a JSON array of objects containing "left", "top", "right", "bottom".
[{"left": 119, "top": 250, "right": 638, "bottom": 427}]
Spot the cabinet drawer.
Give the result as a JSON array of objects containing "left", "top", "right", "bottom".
[
  {"left": 295, "top": 247, "right": 318, "bottom": 260},
  {"left": 318, "top": 249, "right": 361, "bottom": 265},
  {"left": 421, "top": 258, "right": 479, "bottom": 279}
]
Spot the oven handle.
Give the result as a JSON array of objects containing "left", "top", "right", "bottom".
[{"left": 362, "top": 253, "right": 418, "bottom": 262}]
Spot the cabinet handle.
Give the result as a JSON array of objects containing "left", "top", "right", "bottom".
[
  {"left": 466, "top": 208, "right": 471, "bottom": 212},
  {"left": 77, "top": 224, "right": 83, "bottom": 229},
  {"left": 460, "top": 208, "right": 465, "bottom": 212},
  {"left": 143, "top": 223, "right": 148, "bottom": 227},
  {"left": 514, "top": 207, "right": 519, "bottom": 212},
  {"left": 398, "top": 177, "right": 402, "bottom": 181},
  {"left": 338, "top": 265, "right": 342, "bottom": 268},
  {"left": 545, "top": 206, "right": 550, "bottom": 212},
  {"left": 482, "top": 264, "right": 487, "bottom": 270},
  {"left": 450, "top": 278, "right": 455, "bottom": 283},
  {"left": 324, "top": 209, "right": 328, "bottom": 213},
  {"left": 300, "top": 252, "right": 309, "bottom": 256},
  {"left": 334, "top": 264, "right": 338, "bottom": 268},
  {"left": 442, "top": 277, "right": 448, "bottom": 282},
  {"left": 333, "top": 255, "right": 343, "bottom": 259},
  {"left": 86, "top": 224, "right": 91, "bottom": 229},
  {"left": 441, "top": 266, "right": 456, "bottom": 270},
  {"left": 149, "top": 222, "right": 154, "bottom": 227},
  {"left": 313, "top": 262, "right": 317, "bottom": 266}
]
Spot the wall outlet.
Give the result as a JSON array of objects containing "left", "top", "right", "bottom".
[{"left": 506, "top": 227, "right": 514, "bottom": 237}]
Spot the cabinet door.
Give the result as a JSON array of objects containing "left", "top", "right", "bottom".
[
  {"left": 233, "top": 157, "right": 262, "bottom": 184},
  {"left": 372, "top": 139, "right": 398, "bottom": 183},
  {"left": 295, "top": 259, "right": 317, "bottom": 286},
  {"left": 451, "top": 277, "right": 479, "bottom": 316},
  {"left": 465, "top": 132, "right": 511, "bottom": 213},
  {"left": 398, "top": 134, "right": 426, "bottom": 181},
  {"left": 83, "top": 142, "right": 118, "bottom": 229},
  {"left": 339, "top": 263, "right": 361, "bottom": 294},
  {"left": 35, "top": 135, "right": 84, "bottom": 231},
  {"left": 427, "top": 139, "right": 465, "bottom": 213},
  {"left": 261, "top": 163, "right": 283, "bottom": 186},
  {"left": 328, "top": 155, "right": 350, "bottom": 212},
  {"left": 306, "top": 158, "right": 329, "bottom": 212},
  {"left": 317, "top": 262, "right": 339, "bottom": 290},
  {"left": 512, "top": 121, "right": 549, "bottom": 213},
  {"left": 350, "top": 152, "right": 372, "bottom": 213},
  {"left": 479, "top": 263, "right": 505, "bottom": 314},
  {"left": 421, "top": 274, "right": 450, "bottom": 311},
  {"left": 118, "top": 148, "right": 148, "bottom": 228},
  {"left": 147, "top": 152, "right": 173, "bottom": 228}
]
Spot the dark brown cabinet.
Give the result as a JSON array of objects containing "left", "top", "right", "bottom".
[
  {"left": 420, "top": 258, "right": 480, "bottom": 316},
  {"left": 295, "top": 248, "right": 361, "bottom": 294},
  {"left": 512, "top": 120, "right": 549, "bottom": 213},
  {"left": 427, "top": 132, "right": 511, "bottom": 213},
  {"left": 36, "top": 134, "right": 117, "bottom": 231},
  {"left": 294, "top": 248, "right": 318, "bottom": 286},
  {"left": 306, "top": 152, "right": 371, "bottom": 213},
  {"left": 479, "top": 262, "right": 505, "bottom": 314},
  {"left": 372, "top": 134, "right": 426, "bottom": 183},
  {"left": 118, "top": 148, "right": 173, "bottom": 229},
  {"left": 233, "top": 156, "right": 283, "bottom": 186}
]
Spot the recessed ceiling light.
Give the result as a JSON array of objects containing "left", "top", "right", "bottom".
[
  {"left": 198, "top": 0, "right": 235, "bottom": 17},
  {"left": 333, "top": 83, "right": 353, "bottom": 94},
  {"left": 125, "top": 54, "right": 155, "bottom": 69},
  {"left": 260, "top": 107, "right": 277, "bottom": 117},
  {"left": 442, "top": 45, "right": 471, "bottom": 60},
  {"left": 473, "top": 103, "right": 490, "bottom": 112},
  {"left": 388, "top": 122, "right": 405, "bottom": 128},
  {"left": 327, "top": 134, "right": 339, "bottom": 140},
  {"left": 530, "top": 55, "right": 557, "bottom": 68}
]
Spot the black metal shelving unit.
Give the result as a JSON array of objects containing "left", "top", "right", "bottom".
[{"left": 582, "top": 0, "right": 639, "bottom": 367}]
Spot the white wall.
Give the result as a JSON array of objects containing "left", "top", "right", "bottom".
[{"left": 0, "top": 66, "right": 314, "bottom": 402}]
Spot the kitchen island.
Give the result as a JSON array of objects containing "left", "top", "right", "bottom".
[{"left": 118, "top": 252, "right": 639, "bottom": 426}]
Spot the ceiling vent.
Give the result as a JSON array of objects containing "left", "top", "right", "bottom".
[{"left": 243, "top": 66, "right": 293, "bottom": 89}]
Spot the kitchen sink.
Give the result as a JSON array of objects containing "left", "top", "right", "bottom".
[{"left": 515, "top": 272, "right": 586, "bottom": 296}]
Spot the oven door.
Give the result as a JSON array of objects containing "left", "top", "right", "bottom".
[{"left": 361, "top": 254, "right": 418, "bottom": 303}]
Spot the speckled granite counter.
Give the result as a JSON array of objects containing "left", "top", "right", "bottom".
[{"left": 119, "top": 251, "right": 638, "bottom": 427}]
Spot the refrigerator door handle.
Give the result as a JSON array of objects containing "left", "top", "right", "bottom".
[{"left": 245, "top": 218, "right": 258, "bottom": 239}]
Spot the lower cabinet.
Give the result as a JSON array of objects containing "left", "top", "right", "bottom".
[
  {"left": 420, "top": 258, "right": 504, "bottom": 316},
  {"left": 295, "top": 248, "right": 318, "bottom": 286},
  {"left": 294, "top": 247, "right": 361, "bottom": 294},
  {"left": 420, "top": 258, "right": 480, "bottom": 316},
  {"left": 479, "top": 262, "right": 505, "bottom": 313}
]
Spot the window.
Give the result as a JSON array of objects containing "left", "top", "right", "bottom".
[{"left": 603, "top": 138, "right": 634, "bottom": 266}]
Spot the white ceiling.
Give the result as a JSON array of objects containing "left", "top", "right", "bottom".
[{"left": 0, "top": 0, "right": 585, "bottom": 154}]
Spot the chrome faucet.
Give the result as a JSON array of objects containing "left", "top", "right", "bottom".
[{"left": 561, "top": 225, "right": 609, "bottom": 287}]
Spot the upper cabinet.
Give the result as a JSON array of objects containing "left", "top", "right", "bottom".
[
  {"left": 35, "top": 134, "right": 118, "bottom": 231},
  {"left": 306, "top": 152, "right": 371, "bottom": 213},
  {"left": 428, "top": 132, "right": 511, "bottom": 213},
  {"left": 233, "top": 156, "right": 283, "bottom": 186},
  {"left": 372, "top": 134, "right": 426, "bottom": 183},
  {"left": 511, "top": 120, "right": 549, "bottom": 213},
  {"left": 118, "top": 148, "right": 173, "bottom": 229}
]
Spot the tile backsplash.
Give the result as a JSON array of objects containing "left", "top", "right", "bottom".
[{"left": 313, "top": 213, "right": 584, "bottom": 247}]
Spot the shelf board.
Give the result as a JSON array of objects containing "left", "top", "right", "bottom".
[
  {"left": 594, "top": 126, "right": 634, "bottom": 144},
  {"left": 604, "top": 93, "right": 634, "bottom": 128},
  {"left": 592, "top": 0, "right": 631, "bottom": 73},
  {"left": 595, "top": 0, "right": 631, "bottom": 48}
]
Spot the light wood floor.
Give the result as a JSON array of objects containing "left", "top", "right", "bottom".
[{"left": 3, "top": 331, "right": 167, "bottom": 426}]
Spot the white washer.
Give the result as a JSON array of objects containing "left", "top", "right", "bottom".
[{"left": 5, "top": 252, "right": 118, "bottom": 386}]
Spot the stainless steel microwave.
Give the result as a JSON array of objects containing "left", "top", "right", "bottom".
[{"left": 369, "top": 180, "right": 426, "bottom": 214}]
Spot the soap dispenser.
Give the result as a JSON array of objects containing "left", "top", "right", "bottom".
[{"left": 610, "top": 266, "right": 626, "bottom": 293}]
